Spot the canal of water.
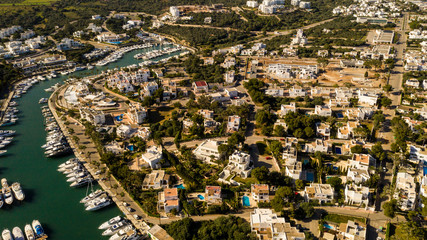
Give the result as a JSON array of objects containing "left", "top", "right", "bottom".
[{"left": 0, "top": 45, "right": 184, "bottom": 239}]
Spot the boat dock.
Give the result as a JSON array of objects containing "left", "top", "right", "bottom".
[
  {"left": 48, "top": 86, "right": 151, "bottom": 234},
  {"left": 0, "top": 89, "right": 14, "bottom": 122}
]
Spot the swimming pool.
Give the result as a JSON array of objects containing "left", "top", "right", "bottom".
[
  {"left": 197, "top": 194, "right": 205, "bottom": 200},
  {"left": 175, "top": 184, "right": 185, "bottom": 189},
  {"left": 335, "top": 147, "right": 342, "bottom": 154},
  {"left": 324, "top": 224, "right": 334, "bottom": 230},
  {"left": 424, "top": 166, "right": 427, "bottom": 175},
  {"left": 242, "top": 196, "right": 250, "bottom": 207},
  {"left": 306, "top": 172, "right": 314, "bottom": 182}
]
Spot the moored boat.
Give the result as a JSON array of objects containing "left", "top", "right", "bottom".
[
  {"left": 99, "top": 216, "right": 122, "bottom": 229},
  {"left": 2, "top": 229, "right": 13, "bottom": 240},
  {"left": 102, "top": 220, "right": 129, "bottom": 236},
  {"left": 32, "top": 220, "right": 46, "bottom": 238},
  {"left": 12, "top": 226, "right": 25, "bottom": 240},
  {"left": 1, "top": 178, "right": 14, "bottom": 205},
  {"left": 11, "top": 182, "right": 25, "bottom": 201},
  {"left": 24, "top": 224, "right": 35, "bottom": 240}
]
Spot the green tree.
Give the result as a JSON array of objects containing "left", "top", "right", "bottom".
[
  {"left": 252, "top": 166, "right": 269, "bottom": 183},
  {"left": 295, "top": 179, "right": 305, "bottom": 190},
  {"left": 326, "top": 176, "right": 343, "bottom": 190},
  {"left": 383, "top": 199, "right": 398, "bottom": 218},
  {"left": 381, "top": 96, "right": 392, "bottom": 108}
]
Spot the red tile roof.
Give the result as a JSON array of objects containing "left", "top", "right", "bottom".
[{"left": 195, "top": 81, "right": 208, "bottom": 87}]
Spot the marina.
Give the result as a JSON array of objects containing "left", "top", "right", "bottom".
[{"left": 0, "top": 43, "right": 172, "bottom": 238}]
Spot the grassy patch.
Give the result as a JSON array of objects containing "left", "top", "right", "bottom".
[
  {"left": 233, "top": 176, "right": 258, "bottom": 185},
  {"left": 323, "top": 213, "right": 366, "bottom": 224},
  {"left": 0, "top": 0, "right": 57, "bottom": 5}
]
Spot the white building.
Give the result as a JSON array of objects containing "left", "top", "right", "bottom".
[
  {"left": 141, "top": 145, "right": 163, "bottom": 169},
  {"left": 394, "top": 172, "right": 416, "bottom": 211},
  {"left": 357, "top": 89, "right": 378, "bottom": 106},
  {"left": 280, "top": 102, "right": 296, "bottom": 116},
  {"left": 193, "top": 140, "right": 223, "bottom": 163},
  {"left": 409, "top": 145, "right": 427, "bottom": 163},
  {"left": 170, "top": 6, "right": 180, "bottom": 17},
  {"left": 314, "top": 105, "right": 332, "bottom": 117},
  {"left": 247, "top": 0, "right": 259, "bottom": 7},
  {"left": 344, "top": 184, "right": 370, "bottom": 206},
  {"left": 227, "top": 115, "right": 241, "bottom": 133},
  {"left": 79, "top": 108, "right": 106, "bottom": 126},
  {"left": 127, "top": 103, "right": 147, "bottom": 124},
  {"left": 251, "top": 184, "right": 270, "bottom": 203},
  {"left": 304, "top": 183, "right": 334, "bottom": 203},
  {"left": 142, "top": 170, "right": 170, "bottom": 189},
  {"left": 250, "top": 209, "right": 304, "bottom": 240}
]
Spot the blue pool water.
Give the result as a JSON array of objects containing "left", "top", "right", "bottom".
[
  {"left": 197, "top": 194, "right": 205, "bottom": 200},
  {"left": 336, "top": 113, "right": 343, "bottom": 118},
  {"left": 114, "top": 114, "right": 124, "bottom": 121},
  {"left": 109, "top": 41, "right": 122, "bottom": 44},
  {"left": 423, "top": 166, "right": 427, "bottom": 175},
  {"left": 242, "top": 196, "right": 250, "bottom": 207},
  {"left": 306, "top": 172, "right": 314, "bottom": 182},
  {"left": 335, "top": 147, "right": 342, "bottom": 154},
  {"left": 324, "top": 224, "right": 334, "bottom": 230},
  {"left": 127, "top": 145, "right": 134, "bottom": 151},
  {"left": 175, "top": 184, "right": 185, "bottom": 189}
]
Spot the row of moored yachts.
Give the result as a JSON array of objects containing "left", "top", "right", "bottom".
[
  {"left": 134, "top": 45, "right": 182, "bottom": 60},
  {"left": 41, "top": 106, "right": 71, "bottom": 158},
  {"left": 98, "top": 216, "right": 142, "bottom": 240},
  {"left": 1, "top": 220, "right": 47, "bottom": 240},
  {"left": 0, "top": 130, "right": 16, "bottom": 157},
  {"left": 58, "top": 158, "right": 113, "bottom": 211},
  {"left": 95, "top": 44, "right": 155, "bottom": 66},
  {"left": 0, "top": 178, "right": 24, "bottom": 209}
]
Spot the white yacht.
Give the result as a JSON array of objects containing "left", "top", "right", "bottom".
[
  {"left": 1, "top": 178, "right": 14, "bottom": 205},
  {"left": 11, "top": 182, "right": 25, "bottom": 201},
  {"left": 85, "top": 197, "right": 112, "bottom": 211},
  {"left": 2, "top": 229, "right": 13, "bottom": 240},
  {"left": 99, "top": 216, "right": 122, "bottom": 229},
  {"left": 82, "top": 189, "right": 104, "bottom": 204},
  {"left": 70, "top": 176, "right": 93, "bottom": 187},
  {"left": 12, "top": 226, "right": 25, "bottom": 240},
  {"left": 59, "top": 158, "right": 78, "bottom": 168},
  {"left": 109, "top": 225, "right": 135, "bottom": 240},
  {"left": 67, "top": 172, "right": 87, "bottom": 182},
  {"left": 25, "top": 224, "right": 35, "bottom": 240},
  {"left": 32, "top": 220, "right": 46, "bottom": 238},
  {"left": 0, "top": 150, "right": 6, "bottom": 156},
  {"left": 102, "top": 220, "right": 129, "bottom": 236}
]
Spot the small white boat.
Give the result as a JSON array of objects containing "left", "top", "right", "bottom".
[
  {"left": 12, "top": 226, "right": 25, "bottom": 240},
  {"left": 12, "top": 182, "right": 25, "bottom": 201},
  {"left": 109, "top": 225, "right": 134, "bottom": 240},
  {"left": 2, "top": 229, "right": 13, "bottom": 240},
  {"left": 82, "top": 189, "right": 104, "bottom": 204},
  {"left": 0, "top": 150, "right": 7, "bottom": 156},
  {"left": 1, "top": 178, "right": 14, "bottom": 205},
  {"left": 99, "top": 216, "right": 123, "bottom": 230},
  {"left": 85, "top": 197, "right": 112, "bottom": 211},
  {"left": 32, "top": 220, "right": 46, "bottom": 238},
  {"left": 25, "top": 224, "right": 35, "bottom": 240},
  {"left": 102, "top": 220, "right": 128, "bottom": 236}
]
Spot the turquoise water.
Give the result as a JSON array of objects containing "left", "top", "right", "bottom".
[
  {"left": 0, "top": 45, "right": 183, "bottom": 239},
  {"left": 197, "top": 194, "right": 204, "bottom": 200},
  {"left": 174, "top": 184, "right": 185, "bottom": 189},
  {"left": 324, "top": 224, "right": 334, "bottom": 230},
  {"left": 242, "top": 196, "right": 250, "bottom": 207}
]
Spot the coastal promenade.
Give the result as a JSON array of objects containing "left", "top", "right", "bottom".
[{"left": 48, "top": 86, "right": 154, "bottom": 232}]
